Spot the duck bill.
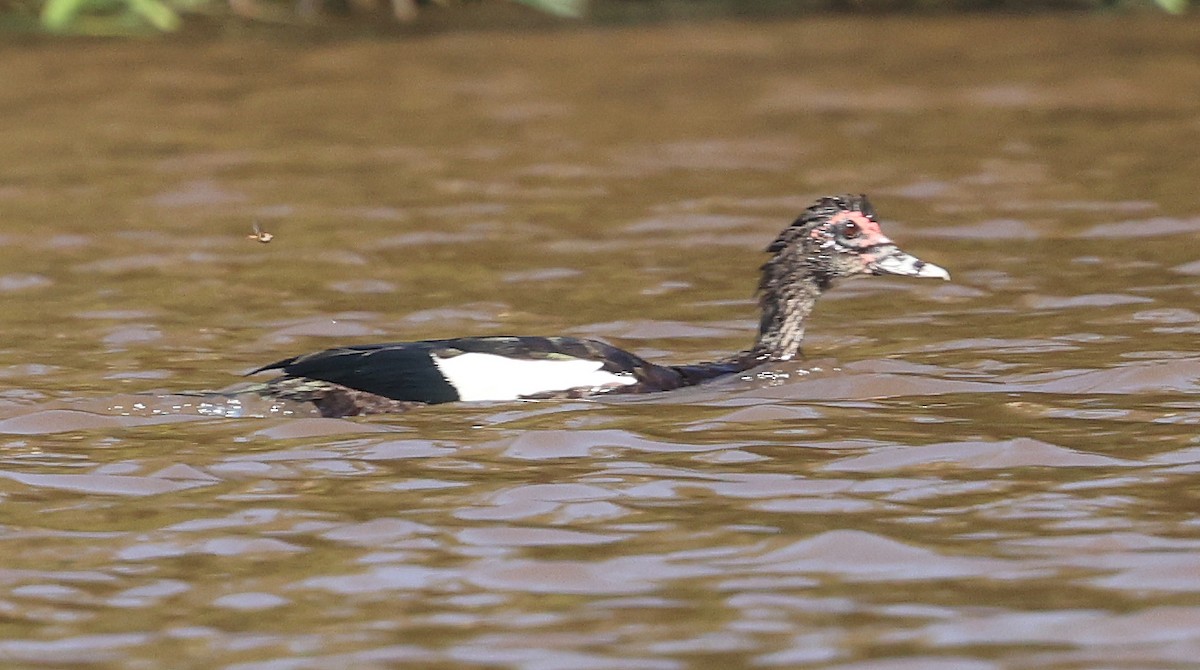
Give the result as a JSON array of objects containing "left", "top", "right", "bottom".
[{"left": 867, "top": 246, "right": 950, "bottom": 280}]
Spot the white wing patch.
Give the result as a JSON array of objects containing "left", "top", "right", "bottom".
[{"left": 431, "top": 352, "right": 636, "bottom": 402}]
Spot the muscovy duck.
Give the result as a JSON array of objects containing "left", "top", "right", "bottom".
[{"left": 247, "top": 195, "right": 947, "bottom": 417}]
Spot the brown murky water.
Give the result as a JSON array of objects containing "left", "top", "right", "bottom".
[{"left": 1, "top": 15, "right": 1200, "bottom": 667}]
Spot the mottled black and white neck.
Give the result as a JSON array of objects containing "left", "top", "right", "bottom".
[{"left": 247, "top": 194, "right": 948, "bottom": 417}]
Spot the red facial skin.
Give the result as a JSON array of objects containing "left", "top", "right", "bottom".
[{"left": 809, "top": 211, "right": 893, "bottom": 267}]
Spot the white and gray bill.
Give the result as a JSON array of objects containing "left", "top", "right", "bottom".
[{"left": 869, "top": 248, "right": 950, "bottom": 281}]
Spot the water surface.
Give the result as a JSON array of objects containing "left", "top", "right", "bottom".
[{"left": 1, "top": 16, "right": 1199, "bottom": 668}]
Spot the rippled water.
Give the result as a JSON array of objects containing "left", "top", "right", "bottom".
[{"left": 1, "top": 16, "right": 1199, "bottom": 668}]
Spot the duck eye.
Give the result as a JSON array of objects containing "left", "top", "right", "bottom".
[{"left": 840, "top": 222, "right": 861, "bottom": 239}]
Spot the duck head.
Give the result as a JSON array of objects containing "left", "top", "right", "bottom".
[
  {"left": 765, "top": 194, "right": 949, "bottom": 286},
  {"left": 755, "top": 194, "right": 948, "bottom": 360}
]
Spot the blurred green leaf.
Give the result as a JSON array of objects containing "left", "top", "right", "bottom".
[
  {"left": 1154, "top": 0, "right": 1187, "bottom": 13},
  {"left": 127, "top": 0, "right": 181, "bottom": 29},
  {"left": 59, "top": 12, "right": 159, "bottom": 34},
  {"left": 511, "top": 0, "right": 585, "bottom": 18},
  {"left": 40, "top": 0, "right": 89, "bottom": 30}
]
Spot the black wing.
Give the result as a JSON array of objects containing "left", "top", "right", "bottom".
[{"left": 250, "top": 342, "right": 458, "bottom": 404}]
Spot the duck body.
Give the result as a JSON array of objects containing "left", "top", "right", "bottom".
[
  {"left": 252, "top": 335, "right": 753, "bottom": 416},
  {"left": 246, "top": 194, "right": 948, "bottom": 417}
]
